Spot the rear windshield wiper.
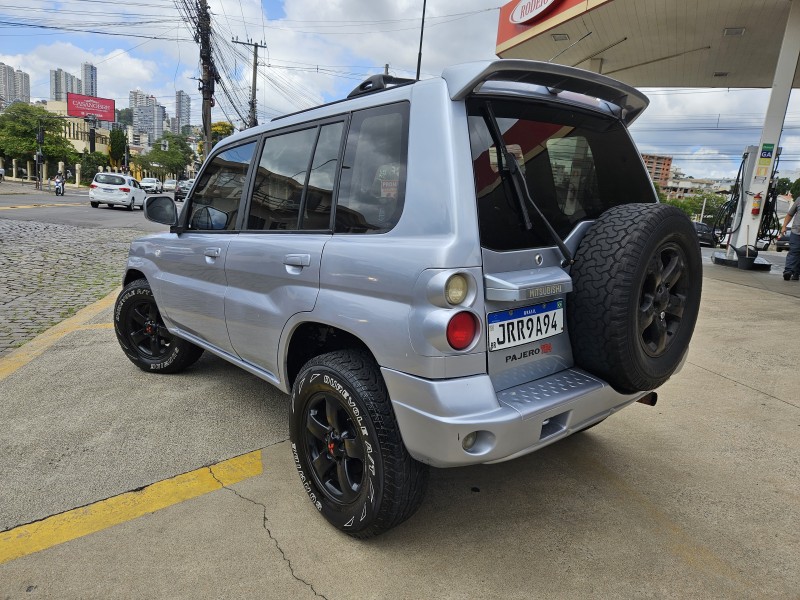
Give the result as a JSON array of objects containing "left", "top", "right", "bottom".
[{"left": 481, "top": 102, "right": 574, "bottom": 267}]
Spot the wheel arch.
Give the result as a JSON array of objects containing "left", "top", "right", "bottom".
[
  {"left": 285, "top": 321, "right": 376, "bottom": 390},
  {"left": 123, "top": 269, "right": 147, "bottom": 287}
]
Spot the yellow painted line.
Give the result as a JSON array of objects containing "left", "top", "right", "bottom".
[
  {"left": 0, "top": 289, "right": 120, "bottom": 381},
  {"left": 0, "top": 202, "right": 84, "bottom": 210},
  {"left": 0, "top": 450, "right": 263, "bottom": 565}
]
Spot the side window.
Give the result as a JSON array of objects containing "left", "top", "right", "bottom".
[
  {"left": 335, "top": 102, "right": 409, "bottom": 234},
  {"left": 188, "top": 142, "right": 256, "bottom": 231},
  {"left": 247, "top": 128, "right": 317, "bottom": 231},
  {"left": 302, "top": 122, "right": 344, "bottom": 230}
]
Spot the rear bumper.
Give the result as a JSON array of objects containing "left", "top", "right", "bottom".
[
  {"left": 89, "top": 192, "right": 134, "bottom": 206},
  {"left": 383, "top": 367, "right": 648, "bottom": 468}
]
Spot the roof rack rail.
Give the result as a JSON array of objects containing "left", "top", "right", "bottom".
[{"left": 347, "top": 74, "right": 416, "bottom": 98}]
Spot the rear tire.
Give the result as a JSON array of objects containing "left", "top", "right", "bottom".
[
  {"left": 114, "top": 279, "right": 203, "bottom": 374},
  {"left": 289, "top": 350, "right": 428, "bottom": 538},
  {"left": 568, "top": 203, "right": 702, "bottom": 393}
]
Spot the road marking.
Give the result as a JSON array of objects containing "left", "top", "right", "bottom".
[
  {"left": 0, "top": 289, "right": 119, "bottom": 381},
  {"left": 0, "top": 450, "right": 263, "bottom": 565},
  {"left": 0, "top": 202, "right": 84, "bottom": 210}
]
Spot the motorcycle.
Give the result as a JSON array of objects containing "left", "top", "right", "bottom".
[{"left": 54, "top": 177, "right": 64, "bottom": 196}]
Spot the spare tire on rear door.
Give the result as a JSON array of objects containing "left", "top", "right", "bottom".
[{"left": 567, "top": 203, "right": 702, "bottom": 393}]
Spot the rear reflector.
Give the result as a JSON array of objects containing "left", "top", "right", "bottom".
[{"left": 446, "top": 311, "right": 477, "bottom": 351}]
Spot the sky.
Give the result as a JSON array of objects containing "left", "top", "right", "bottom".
[{"left": 1, "top": 0, "right": 799, "bottom": 182}]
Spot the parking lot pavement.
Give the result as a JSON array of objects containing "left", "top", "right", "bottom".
[{"left": 0, "top": 265, "right": 798, "bottom": 598}]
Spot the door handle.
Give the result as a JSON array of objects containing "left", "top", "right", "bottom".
[
  {"left": 204, "top": 247, "right": 221, "bottom": 258},
  {"left": 284, "top": 254, "right": 311, "bottom": 267}
]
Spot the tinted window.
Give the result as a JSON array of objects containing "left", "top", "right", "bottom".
[
  {"left": 335, "top": 103, "right": 409, "bottom": 234},
  {"left": 247, "top": 128, "right": 317, "bottom": 231},
  {"left": 467, "top": 99, "right": 656, "bottom": 251},
  {"left": 303, "top": 122, "right": 344, "bottom": 230},
  {"left": 188, "top": 142, "right": 256, "bottom": 231},
  {"left": 95, "top": 174, "right": 125, "bottom": 186}
]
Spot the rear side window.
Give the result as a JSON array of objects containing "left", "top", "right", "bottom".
[
  {"left": 188, "top": 142, "right": 256, "bottom": 231},
  {"left": 335, "top": 102, "right": 409, "bottom": 234},
  {"left": 95, "top": 174, "right": 125, "bottom": 186},
  {"left": 467, "top": 99, "right": 656, "bottom": 251},
  {"left": 246, "top": 121, "right": 344, "bottom": 231}
]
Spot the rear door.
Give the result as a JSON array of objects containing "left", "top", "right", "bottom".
[
  {"left": 151, "top": 141, "right": 257, "bottom": 355},
  {"left": 467, "top": 98, "right": 656, "bottom": 391},
  {"left": 224, "top": 119, "right": 345, "bottom": 378}
]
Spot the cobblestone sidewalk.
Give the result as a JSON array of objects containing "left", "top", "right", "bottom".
[{"left": 0, "top": 219, "right": 149, "bottom": 356}]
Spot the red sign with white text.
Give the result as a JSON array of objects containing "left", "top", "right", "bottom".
[{"left": 66, "top": 93, "right": 115, "bottom": 121}]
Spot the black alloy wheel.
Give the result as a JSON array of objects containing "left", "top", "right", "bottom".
[
  {"left": 637, "top": 242, "right": 689, "bottom": 358},
  {"left": 114, "top": 279, "right": 203, "bottom": 373},
  {"left": 303, "top": 392, "right": 365, "bottom": 505}
]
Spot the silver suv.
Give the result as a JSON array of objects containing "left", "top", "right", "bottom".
[{"left": 114, "top": 60, "right": 701, "bottom": 538}]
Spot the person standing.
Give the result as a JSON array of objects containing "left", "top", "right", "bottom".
[{"left": 780, "top": 196, "right": 800, "bottom": 281}]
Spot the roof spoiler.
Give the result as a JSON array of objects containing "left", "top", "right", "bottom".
[{"left": 443, "top": 60, "right": 649, "bottom": 125}]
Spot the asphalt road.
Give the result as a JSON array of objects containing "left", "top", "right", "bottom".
[{"left": 0, "top": 185, "right": 171, "bottom": 232}]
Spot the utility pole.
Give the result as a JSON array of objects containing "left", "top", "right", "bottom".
[
  {"left": 232, "top": 38, "right": 267, "bottom": 128},
  {"left": 198, "top": 0, "right": 214, "bottom": 159}
]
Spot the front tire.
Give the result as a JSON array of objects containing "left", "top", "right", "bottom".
[
  {"left": 90, "top": 201, "right": 99, "bottom": 208},
  {"left": 289, "top": 350, "right": 428, "bottom": 538},
  {"left": 114, "top": 279, "right": 203, "bottom": 373}
]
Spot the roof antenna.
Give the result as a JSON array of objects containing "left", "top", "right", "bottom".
[{"left": 415, "top": 0, "right": 427, "bottom": 80}]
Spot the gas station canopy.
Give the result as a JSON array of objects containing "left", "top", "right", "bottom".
[{"left": 496, "top": 0, "right": 800, "bottom": 89}]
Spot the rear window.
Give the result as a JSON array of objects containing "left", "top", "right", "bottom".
[
  {"left": 467, "top": 99, "right": 656, "bottom": 251},
  {"left": 95, "top": 174, "right": 126, "bottom": 186}
]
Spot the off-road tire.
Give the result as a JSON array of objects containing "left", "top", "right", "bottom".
[
  {"left": 289, "top": 350, "right": 429, "bottom": 538},
  {"left": 568, "top": 203, "right": 702, "bottom": 393},
  {"left": 114, "top": 279, "right": 203, "bottom": 374}
]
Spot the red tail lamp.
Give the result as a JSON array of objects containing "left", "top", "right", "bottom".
[{"left": 446, "top": 311, "right": 478, "bottom": 351}]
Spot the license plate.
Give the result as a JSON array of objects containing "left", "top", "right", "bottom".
[
  {"left": 487, "top": 300, "right": 564, "bottom": 352},
  {"left": 102, "top": 187, "right": 115, "bottom": 193}
]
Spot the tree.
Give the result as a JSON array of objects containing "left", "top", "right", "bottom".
[
  {"left": 663, "top": 190, "right": 726, "bottom": 223},
  {"left": 133, "top": 132, "right": 195, "bottom": 179},
  {"left": 116, "top": 108, "right": 133, "bottom": 127},
  {"left": 789, "top": 178, "right": 800, "bottom": 201},
  {"left": 109, "top": 129, "right": 127, "bottom": 167},
  {"left": 775, "top": 177, "right": 791, "bottom": 195},
  {"left": 197, "top": 121, "right": 234, "bottom": 156},
  {"left": 78, "top": 150, "right": 109, "bottom": 181},
  {"left": 0, "top": 103, "right": 77, "bottom": 165}
]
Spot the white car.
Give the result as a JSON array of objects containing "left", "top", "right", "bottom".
[
  {"left": 89, "top": 173, "right": 147, "bottom": 210},
  {"left": 163, "top": 179, "right": 177, "bottom": 192},
  {"left": 140, "top": 177, "right": 162, "bottom": 193}
]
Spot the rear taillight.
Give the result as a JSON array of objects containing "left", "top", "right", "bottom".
[
  {"left": 446, "top": 311, "right": 478, "bottom": 351},
  {"left": 120, "top": 187, "right": 131, "bottom": 192},
  {"left": 90, "top": 184, "right": 97, "bottom": 189}
]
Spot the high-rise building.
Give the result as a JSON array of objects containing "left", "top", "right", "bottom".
[
  {"left": 129, "top": 89, "right": 155, "bottom": 110},
  {"left": 134, "top": 103, "right": 166, "bottom": 143},
  {"left": 0, "top": 63, "right": 14, "bottom": 107},
  {"left": 14, "top": 69, "right": 30, "bottom": 103},
  {"left": 50, "top": 68, "right": 81, "bottom": 101},
  {"left": 81, "top": 62, "right": 97, "bottom": 97},
  {"left": 0, "top": 63, "right": 31, "bottom": 107},
  {"left": 173, "top": 90, "right": 191, "bottom": 134},
  {"left": 641, "top": 154, "right": 673, "bottom": 189}
]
